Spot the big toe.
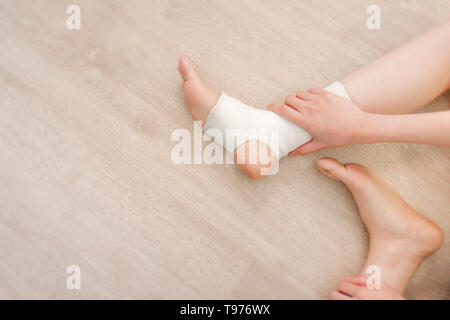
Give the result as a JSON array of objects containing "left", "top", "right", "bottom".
[
  {"left": 318, "top": 158, "right": 374, "bottom": 190},
  {"left": 178, "top": 55, "right": 198, "bottom": 82},
  {"left": 317, "top": 158, "right": 350, "bottom": 183}
]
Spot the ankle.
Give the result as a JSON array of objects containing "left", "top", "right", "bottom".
[{"left": 363, "top": 248, "right": 419, "bottom": 294}]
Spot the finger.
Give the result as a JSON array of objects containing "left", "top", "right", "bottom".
[
  {"left": 285, "top": 95, "right": 313, "bottom": 111},
  {"left": 296, "top": 89, "right": 317, "bottom": 101},
  {"left": 288, "top": 140, "right": 322, "bottom": 156},
  {"left": 308, "top": 87, "right": 327, "bottom": 95},
  {"left": 338, "top": 280, "right": 361, "bottom": 297},
  {"left": 330, "top": 291, "right": 353, "bottom": 300},
  {"left": 268, "top": 103, "right": 306, "bottom": 128}
]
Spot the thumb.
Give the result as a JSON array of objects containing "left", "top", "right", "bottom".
[{"left": 289, "top": 140, "right": 322, "bottom": 155}]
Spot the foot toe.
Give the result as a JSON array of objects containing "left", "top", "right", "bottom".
[
  {"left": 178, "top": 55, "right": 198, "bottom": 82},
  {"left": 317, "top": 158, "right": 374, "bottom": 190},
  {"left": 317, "top": 158, "right": 349, "bottom": 182}
]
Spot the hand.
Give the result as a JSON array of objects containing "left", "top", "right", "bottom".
[
  {"left": 267, "top": 87, "right": 371, "bottom": 155},
  {"left": 330, "top": 276, "right": 405, "bottom": 300}
]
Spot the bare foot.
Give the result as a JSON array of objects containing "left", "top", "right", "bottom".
[
  {"left": 178, "top": 55, "right": 221, "bottom": 123},
  {"left": 178, "top": 56, "right": 277, "bottom": 179},
  {"left": 330, "top": 276, "right": 404, "bottom": 300},
  {"left": 317, "top": 158, "right": 444, "bottom": 294}
]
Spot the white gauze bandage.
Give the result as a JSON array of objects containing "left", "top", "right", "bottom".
[{"left": 203, "top": 81, "right": 351, "bottom": 158}]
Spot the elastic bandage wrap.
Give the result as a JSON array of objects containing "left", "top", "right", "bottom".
[{"left": 203, "top": 81, "right": 351, "bottom": 158}]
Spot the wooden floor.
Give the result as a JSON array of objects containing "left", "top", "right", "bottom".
[{"left": 0, "top": 0, "right": 449, "bottom": 299}]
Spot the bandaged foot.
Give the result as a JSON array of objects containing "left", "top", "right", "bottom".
[
  {"left": 178, "top": 55, "right": 350, "bottom": 179},
  {"left": 179, "top": 56, "right": 275, "bottom": 178}
]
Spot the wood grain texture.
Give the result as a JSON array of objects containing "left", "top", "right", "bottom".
[{"left": 0, "top": 0, "right": 449, "bottom": 299}]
